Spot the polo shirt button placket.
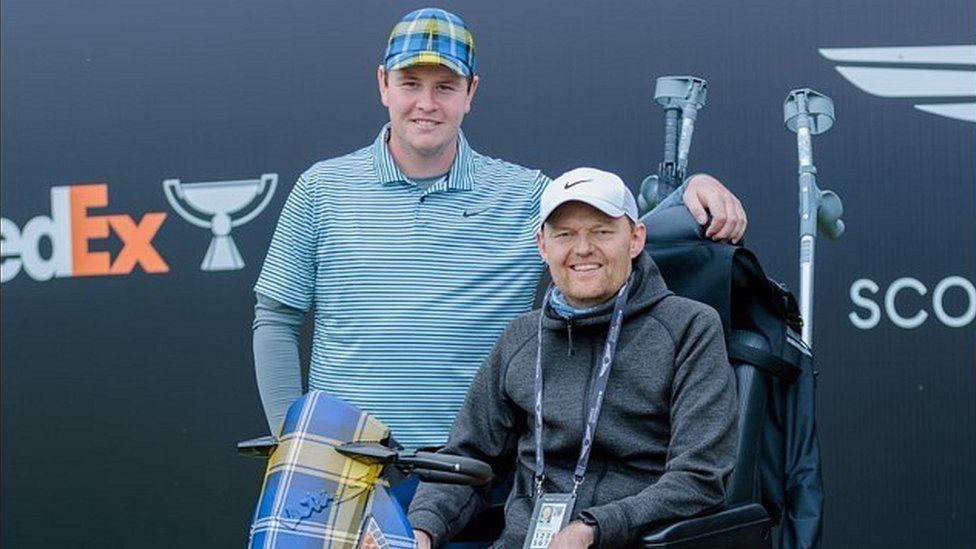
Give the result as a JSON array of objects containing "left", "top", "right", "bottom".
[{"left": 415, "top": 189, "right": 429, "bottom": 227}]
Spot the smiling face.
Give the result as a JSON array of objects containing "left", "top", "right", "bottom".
[
  {"left": 537, "top": 201, "right": 646, "bottom": 309},
  {"left": 377, "top": 64, "right": 478, "bottom": 174}
]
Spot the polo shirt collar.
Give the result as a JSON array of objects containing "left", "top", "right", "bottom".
[{"left": 372, "top": 124, "right": 476, "bottom": 192}]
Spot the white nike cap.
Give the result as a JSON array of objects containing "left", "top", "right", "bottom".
[{"left": 540, "top": 167, "right": 640, "bottom": 226}]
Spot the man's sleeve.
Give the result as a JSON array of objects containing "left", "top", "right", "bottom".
[
  {"left": 254, "top": 174, "right": 317, "bottom": 310},
  {"left": 253, "top": 292, "right": 305, "bottom": 435},
  {"left": 528, "top": 172, "right": 551, "bottom": 230},
  {"left": 580, "top": 307, "right": 738, "bottom": 548},
  {"left": 648, "top": 177, "right": 690, "bottom": 214},
  {"left": 407, "top": 331, "right": 524, "bottom": 546}
]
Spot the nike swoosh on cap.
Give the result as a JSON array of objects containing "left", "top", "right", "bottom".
[{"left": 564, "top": 178, "right": 593, "bottom": 189}]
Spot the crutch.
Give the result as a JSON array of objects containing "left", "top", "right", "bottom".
[
  {"left": 783, "top": 89, "right": 845, "bottom": 347},
  {"left": 638, "top": 76, "right": 708, "bottom": 215}
]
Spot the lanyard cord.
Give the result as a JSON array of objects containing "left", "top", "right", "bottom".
[{"left": 533, "top": 280, "right": 630, "bottom": 497}]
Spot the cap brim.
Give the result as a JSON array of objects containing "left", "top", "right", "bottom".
[
  {"left": 386, "top": 52, "right": 470, "bottom": 77},
  {"left": 540, "top": 197, "right": 632, "bottom": 227}
]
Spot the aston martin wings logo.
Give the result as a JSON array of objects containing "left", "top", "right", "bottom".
[{"left": 819, "top": 45, "right": 976, "bottom": 123}]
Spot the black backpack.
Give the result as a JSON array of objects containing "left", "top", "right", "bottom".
[{"left": 643, "top": 205, "right": 824, "bottom": 549}]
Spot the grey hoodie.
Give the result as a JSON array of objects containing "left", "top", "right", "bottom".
[{"left": 408, "top": 252, "right": 738, "bottom": 547}]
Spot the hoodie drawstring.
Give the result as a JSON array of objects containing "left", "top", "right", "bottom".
[{"left": 566, "top": 320, "right": 575, "bottom": 356}]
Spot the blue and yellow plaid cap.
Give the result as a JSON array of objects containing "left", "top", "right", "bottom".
[{"left": 384, "top": 7, "right": 476, "bottom": 77}]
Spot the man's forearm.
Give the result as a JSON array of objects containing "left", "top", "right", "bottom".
[
  {"left": 253, "top": 292, "right": 305, "bottom": 434},
  {"left": 408, "top": 339, "right": 519, "bottom": 545}
]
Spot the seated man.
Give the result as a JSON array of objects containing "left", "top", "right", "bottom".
[{"left": 407, "top": 168, "right": 739, "bottom": 548}]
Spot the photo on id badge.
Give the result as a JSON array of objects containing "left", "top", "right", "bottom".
[{"left": 525, "top": 493, "right": 574, "bottom": 549}]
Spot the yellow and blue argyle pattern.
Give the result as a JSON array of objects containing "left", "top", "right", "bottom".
[
  {"left": 248, "top": 391, "right": 415, "bottom": 548},
  {"left": 384, "top": 8, "right": 475, "bottom": 77}
]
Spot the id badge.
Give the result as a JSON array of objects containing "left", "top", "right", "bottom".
[{"left": 523, "top": 492, "right": 576, "bottom": 549}]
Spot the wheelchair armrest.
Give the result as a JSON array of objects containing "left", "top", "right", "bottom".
[{"left": 639, "top": 503, "right": 771, "bottom": 548}]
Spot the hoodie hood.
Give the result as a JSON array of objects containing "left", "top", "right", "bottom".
[{"left": 542, "top": 251, "right": 672, "bottom": 330}]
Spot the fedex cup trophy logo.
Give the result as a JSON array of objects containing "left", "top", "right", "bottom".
[{"left": 162, "top": 173, "right": 277, "bottom": 271}]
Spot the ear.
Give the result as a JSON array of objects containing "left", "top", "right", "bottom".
[
  {"left": 630, "top": 222, "right": 647, "bottom": 258},
  {"left": 464, "top": 75, "right": 480, "bottom": 114},
  {"left": 377, "top": 65, "right": 390, "bottom": 107},
  {"left": 536, "top": 228, "right": 548, "bottom": 261}
]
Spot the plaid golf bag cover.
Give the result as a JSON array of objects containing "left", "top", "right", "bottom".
[{"left": 248, "top": 391, "right": 417, "bottom": 549}]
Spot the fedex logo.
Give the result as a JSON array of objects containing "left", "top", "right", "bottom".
[{"left": 1, "top": 184, "right": 168, "bottom": 282}]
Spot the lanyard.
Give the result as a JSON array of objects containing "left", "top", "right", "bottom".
[{"left": 533, "top": 280, "right": 630, "bottom": 497}]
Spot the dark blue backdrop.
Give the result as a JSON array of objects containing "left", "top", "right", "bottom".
[{"left": 2, "top": 1, "right": 974, "bottom": 546}]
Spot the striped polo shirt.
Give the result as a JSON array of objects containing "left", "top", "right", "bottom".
[{"left": 255, "top": 126, "right": 549, "bottom": 449}]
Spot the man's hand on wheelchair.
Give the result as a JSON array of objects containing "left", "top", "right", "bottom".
[
  {"left": 684, "top": 173, "right": 748, "bottom": 244},
  {"left": 547, "top": 520, "right": 596, "bottom": 548}
]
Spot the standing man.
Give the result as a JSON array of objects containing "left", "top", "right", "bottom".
[{"left": 253, "top": 7, "right": 746, "bottom": 450}]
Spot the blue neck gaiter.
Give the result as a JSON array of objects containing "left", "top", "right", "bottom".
[{"left": 549, "top": 287, "right": 612, "bottom": 320}]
